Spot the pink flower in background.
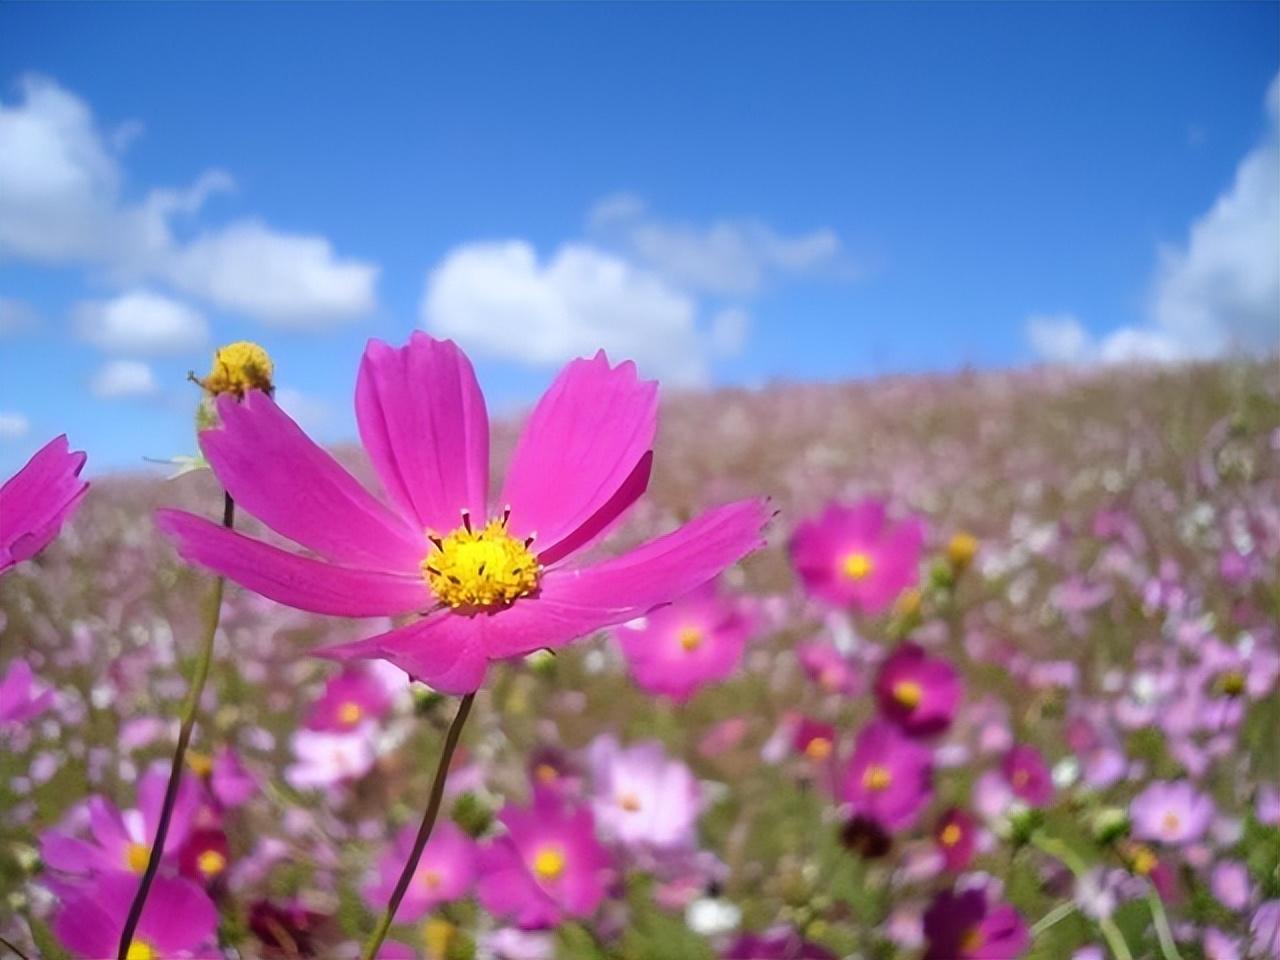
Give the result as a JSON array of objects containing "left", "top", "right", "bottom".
[
  {"left": 933, "top": 808, "right": 978, "bottom": 871},
  {"left": 53, "top": 873, "right": 218, "bottom": 959},
  {"left": 0, "top": 658, "right": 54, "bottom": 726},
  {"left": 0, "top": 434, "right": 87, "bottom": 575},
  {"left": 157, "top": 333, "right": 768, "bottom": 694},
  {"left": 210, "top": 746, "right": 257, "bottom": 809},
  {"left": 842, "top": 720, "right": 933, "bottom": 832},
  {"left": 478, "top": 795, "right": 612, "bottom": 929},
  {"left": 305, "top": 667, "right": 392, "bottom": 732},
  {"left": 789, "top": 498, "right": 924, "bottom": 613},
  {"left": 874, "top": 643, "right": 962, "bottom": 736},
  {"left": 798, "top": 641, "right": 860, "bottom": 696},
  {"left": 178, "top": 828, "right": 231, "bottom": 887},
  {"left": 792, "top": 717, "right": 838, "bottom": 764},
  {"left": 614, "top": 580, "right": 756, "bottom": 701},
  {"left": 587, "top": 735, "right": 701, "bottom": 851},
  {"left": 922, "top": 888, "right": 1029, "bottom": 960},
  {"left": 284, "top": 727, "right": 376, "bottom": 790},
  {"left": 1002, "top": 745, "right": 1055, "bottom": 808},
  {"left": 363, "top": 821, "right": 477, "bottom": 922},
  {"left": 41, "top": 765, "right": 200, "bottom": 878},
  {"left": 1131, "top": 781, "right": 1215, "bottom": 845},
  {"left": 721, "top": 928, "right": 838, "bottom": 958}
]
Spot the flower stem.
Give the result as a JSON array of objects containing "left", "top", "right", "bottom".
[
  {"left": 1031, "top": 900, "right": 1077, "bottom": 937},
  {"left": 1146, "top": 886, "right": 1182, "bottom": 960},
  {"left": 1029, "top": 831, "right": 1133, "bottom": 960},
  {"left": 360, "top": 692, "right": 476, "bottom": 960},
  {"left": 117, "top": 493, "right": 234, "bottom": 960}
]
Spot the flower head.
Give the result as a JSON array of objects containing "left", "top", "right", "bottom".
[
  {"left": 363, "top": 821, "right": 477, "bottom": 922},
  {"left": 587, "top": 735, "right": 701, "bottom": 852},
  {"left": 0, "top": 434, "right": 87, "bottom": 576},
  {"left": 1001, "top": 744, "right": 1055, "bottom": 808},
  {"left": 305, "top": 667, "right": 393, "bottom": 732},
  {"left": 197, "top": 340, "right": 274, "bottom": 397},
  {"left": 53, "top": 873, "right": 219, "bottom": 959},
  {"left": 1131, "top": 780, "right": 1215, "bottom": 846},
  {"left": 934, "top": 808, "right": 978, "bottom": 871},
  {"left": 157, "top": 334, "right": 768, "bottom": 694},
  {"left": 0, "top": 658, "right": 55, "bottom": 727},
  {"left": 841, "top": 720, "right": 933, "bottom": 832},
  {"left": 923, "top": 888, "right": 1029, "bottom": 960},
  {"left": 874, "top": 643, "right": 962, "bottom": 736}
]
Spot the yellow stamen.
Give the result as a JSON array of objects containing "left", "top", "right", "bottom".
[
  {"left": 126, "top": 941, "right": 156, "bottom": 960},
  {"left": 862, "top": 763, "right": 892, "bottom": 791},
  {"left": 534, "top": 763, "right": 558, "bottom": 784},
  {"left": 337, "top": 701, "right": 363, "bottom": 726},
  {"left": 940, "top": 823, "right": 963, "bottom": 847},
  {"left": 804, "top": 737, "right": 833, "bottom": 761},
  {"left": 618, "top": 792, "right": 642, "bottom": 812},
  {"left": 198, "top": 341, "right": 274, "bottom": 397},
  {"left": 892, "top": 679, "right": 923, "bottom": 709},
  {"left": 1216, "top": 671, "right": 1246, "bottom": 697},
  {"left": 1161, "top": 811, "right": 1181, "bottom": 836},
  {"left": 677, "top": 626, "right": 704, "bottom": 652},
  {"left": 197, "top": 849, "right": 227, "bottom": 877},
  {"left": 423, "top": 518, "right": 541, "bottom": 610},
  {"left": 420, "top": 867, "right": 442, "bottom": 890},
  {"left": 1129, "top": 844, "right": 1158, "bottom": 876},
  {"left": 843, "top": 551, "right": 874, "bottom": 581},
  {"left": 532, "top": 846, "right": 565, "bottom": 881},
  {"left": 947, "top": 532, "right": 980, "bottom": 569},
  {"left": 959, "top": 927, "right": 984, "bottom": 954},
  {"left": 186, "top": 750, "right": 213, "bottom": 778},
  {"left": 125, "top": 841, "right": 150, "bottom": 873}
]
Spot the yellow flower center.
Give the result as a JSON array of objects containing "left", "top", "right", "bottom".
[
  {"left": 618, "top": 791, "right": 642, "bottom": 812},
  {"left": 1161, "top": 811, "right": 1181, "bottom": 836},
  {"left": 1130, "top": 844, "right": 1158, "bottom": 876},
  {"left": 947, "top": 531, "right": 980, "bottom": 568},
  {"left": 197, "top": 848, "right": 227, "bottom": 876},
  {"left": 126, "top": 941, "right": 156, "bottom": 960},
  {"left": 940, "top": 823, "right": 963, "bottom": 847},
  {"left": 423, "top": 516, "right": 541, "bottom": 610},
  {"left": 423, "top": 918, "right": 456, "bottom": 960},
  {"left": 843, "top": 551, "right": 874, "bottom": 581},
  {"left": 534, "top": 762, "right": 558, "bottom": 784},
  {"left": 532, "top": 846, "right": 566, "bottom": 881},
  {"left": 1216, "top": 671, "right": 1246, "bottom": 697},
  {"left": 420, "top": 867, "right": 442, "bottom": 890},
  {"left": 199, "top": 341, "right": 274, "bottom": 397},
  {"left": 677, "top": 626, "right": 704, "bottom": 652},
  {"left": 1012, "top": 769, "right": 1030, "bottom": 789},
  {"left": 186, "top": 750, "right": 213, "bottom": 777},
  {"left": 337, "top": 701, "right": 363, "bottom": 726},
  {"left": 863, "top": 763, "right": 892, "bottom": 791},
  {"left": 960, "top": 927, "right": 984, "bottom": 954},
  {"left": 125, "top": 841, "right": 150, "bottom": 873},
  {"left": 892, "top": 679, "right": 923, "bottom": 709},
  {"left": 804, "top": 737, "right": 833, "bottom": 761}
]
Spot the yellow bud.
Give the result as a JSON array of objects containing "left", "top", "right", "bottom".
[
  {"left": 947, "top": 532, "right": 980, "bottom": 570},
  {"left": 197, "top": 341, "right": 274, "bottom": 398}
]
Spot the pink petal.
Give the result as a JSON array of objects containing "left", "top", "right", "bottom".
[
  {"left": 316, "top": 614, "right": 491, "bottom": 695},
  {"left": 156, "top": 509, "right": 429, "bottom": 618},
  {"left": 500, "top": 352, "right": 657, "bottom": 561},
  {"left": 201, "top": 391, "right": 423, "bottom": 571},
  {"left": 356, "top": 333, "right": 490, "bottom": 534},
  {"left": 0, "top": 434, "right": 88, "bottom": 567}
]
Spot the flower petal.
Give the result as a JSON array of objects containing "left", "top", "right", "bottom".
[
  {"left": 315, "top": 614, "right": 490, "bottom": 695},
  {"left": 356, "top": 332, "right": 490, "bottom": 534},
  {"left": 0, "top": 434, "right": 88, "bottom": 566},
  {"left": 201, "top": 391, "right": 423, "bottom": 571},
  {"left": 500, "top": 352, "right": 657, "bottom": 560},
  {"left": 156, "top": 509, "right": 428, "bottom": 618}
]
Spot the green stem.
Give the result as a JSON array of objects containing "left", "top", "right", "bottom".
[
  {"left": 117, "top": 494, "right": 233, "bottom": 960},
  {"left": 360, "top": 692, "right": 476, "bottom": 960},
  {"left": 1147, "top": 886, "right": 1183, "bottom": 960},
  {"left": 1031, "top": 900, "right": 1077, "bottom": 937},
  {"left": 1029, "top": 832, "right": 1133, "bottom": 960}
]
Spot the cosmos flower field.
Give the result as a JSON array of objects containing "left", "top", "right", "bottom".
[{"left": 1, "top": 343, "right": 1278, "bottom": 960}]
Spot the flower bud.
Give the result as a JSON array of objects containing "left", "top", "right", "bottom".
[{"left": 196, "top": 341, "right": 275, "bottom": 398}]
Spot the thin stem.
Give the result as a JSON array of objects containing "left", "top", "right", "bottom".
[
  {"left": 1031, "top": 900, "right": 1077, "bottom": 937},
  {"left": 1029, "top": 832, "right": 1133, "bottom": 960},
  {"left": 117, "top": 494, "right": 234, "bottom": 960},
  {"left": 360, "top": 692, "right": 476, "bottom": 960},
  {"left": 0, "top": 935, "right": 31, "bottom": 960},
  {"left": 1147, "top": 886, "right": 1183, "bottom": 960}
]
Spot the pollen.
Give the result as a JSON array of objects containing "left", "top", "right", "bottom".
[
  {"left": 337, "top": 701, "right": 363, "bottom": 726},
  {"left": 1129, "top": 843, "right": 1158, "bottom": 876},
  {"left": 677, "top": 625, "right": 704, "bottom": 652},
  {"left": 125, "top": 841, "right": 150, "bottom": 873},
  {"left": 892, "top": 679, "right": 923, "bottom": 709},
  {"left": 532, "top": 845, "right": 566, "bottom": 881},
  {"left": 805, "top": 737, "right": 833, "bottom": 761},
  {"left": 862, "top": 763, "right": 892, "bottom": 791},
  {"left": 197, "top": 849, "right": 227, "bottom": 877},
  {"left": 939, "top": 823, "right": 963, "bottom": 847},
  {"left": 534, "top": 762, "right": 559, "bottom": 784},
  {"left": 1161, "top": 811, "right": 1181, "bottom": 836},
  {"left": 618, "top": 791, "right": 642, "bottom": 812},
  {"left": 126, "top": 941, "right": 157, "bottom": 960},
  {"left": 959, "top": 927, "right": 984, "bottom": 954},
  {"left": 420, "top": 867, "right": 442, "bottom": 890},
  {"left": 1216, "top": 670, "right": 1246, "bottom": 697},
  {"left": 186, "top": 750, "right": 213, "bottom": 777},
  {"left": 843, "top": 550, "right": 874, "bottom": 581},
  {"left": 423, "top": 517, "right": 541, "bottom": 610},
  {"left": 197, "top": 341, "right": 274, "bottom": 398}
]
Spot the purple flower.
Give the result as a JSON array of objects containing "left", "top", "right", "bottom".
[
  {"left": 0, "top": 658, "right": 54, "bottom": 726},
  {"left": 934, "top": 808, "right": 978, "bottom": 871},
  {"left": 53, "top": 873, "right": 218, "bottom": 958},
  {"left": 1250, "top": 900, "right": 1280, "bottom": 958},
  {"left": 1131, "top": 780, "right": 1215, "bottom": 846},
  {"left": 210, "top": 746, "right": 257, "bottom": 809},
  {"left": 363, "top": 821, "right": 477, "bottom": 922},
  {"left": 874, "top": 643, "right": 962, "bottom": 736},
  {"left": 841, "top": 720, "right": 933, "bottom": 832},
  {"left": 1001, "top": 745, "right": 1054, "bottom": 808},
  {"left": 0, "top": 434, "right": 88, "bottom": 576},
  {"left": 797, "top": 641, "right": 860, "bottom": 696},
  {"left": 305, "top": 666, "right": 393, "bottom": 732},
  {"left": 923, "top": 888, "right": 1030, "bottom": 960},
  {"left": 587, "top": 735, "right": 701, "bottom": 852}
]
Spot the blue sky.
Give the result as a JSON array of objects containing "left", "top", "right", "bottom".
[{"left": 1, "top": 2, "right": 1277, "bottom": 474}]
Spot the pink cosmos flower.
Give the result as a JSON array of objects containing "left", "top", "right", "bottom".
[
  {"left": 305, "top": 666, "right": 393, "bottom": 732},
  {"left": 874, "top": 643, "right": 962, "bottom": 736},
  {"left": 1001, "top": 745, "right": 1054, "bottom": 808},
  {"left": 363, "top": 821, "right": 477, "bottom": 922},
  {"left": 0, "top": 434, "right": 87, "bottom": 575},
  {"left": 477, "top": 794, "right": 612, "bottom": 929},
  {"left": 0, "top": 658, "right": 54, "bottom": 726},
  {"left": 156, "top": 334, "right": 768, "bottom": 694},
  {"left": 284, "top": 726, "right": 376, "bottom": 790},
  {"left": 798, "top": 641, "right": 860, "bottom": 696},
  {"left": 1131, "top": 780, "right": 1215, "bottom": 846},
  {"left": 586, "top": 735, "right": 701, "bottom": 852},
  {"left": 613, "top": 579, "right": 756, "bottom": 701},
  {"left": 922, "top": 888, "right": 1029, "bottom": 960},
  {"left": 788, "top": 499, "right": 924, "bottom": 613},
  {"left": 179, "top": 828, "right": 231, "bottom": 887},
  {"left": 53, "top": 873, "right": 218, "bottom": 959},
  {"left": 721, "top": 929, "right": 838, "bottom": 958},
  {"left": 933, "top": 808, "right": 978, "bottom": 871},
  {"left": 209, "top": 746, "right": 257, "bottom": 809},
  {"left": 793, "top": 717, "right": 838, "bottom": 765},
  {"left": 841, "top": 720, "right": 933, "bottom": 832}
]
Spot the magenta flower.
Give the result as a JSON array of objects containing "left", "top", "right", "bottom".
[
  {"left": 798, "top": 641, "right": 860, "bottom": 696},
  {"left": 157, "top": 334, "right": 768, "bottom": 694},
  {"left": 0, "top": 434, "right": 87, "bottom": 575},
  {"left": 1131, "top": 780, "right": 1215, "bottom": 846},
  {"left": 788, "top": 499, "right": 923, "bottom": 613},
  {"left": 1001, "top": 745, "right": 1054, "bottom": 808},
  {"left": 721, "top": 928, "right": 838, "bottom": 959},
  {"left": 841, "top": 720, "right": 933, "bottom": 832},
  {"left": 614, "top": 580, "right": 756, "bottom": 701},
  {"left": 922, "top": 888, "right": 1029, "bottom": 960},
  {"left": 793, "top": 717, "right": 838, "bottom": 764},
  {"left": 363, "top": 821, "right": 477, "bottom": 922},
  {"left": 305, "top": 666, "right": 393, "bottom": 732},
  {"left": 53, "top": 873, "right": 218, "bottom": 959},
  {"left": 934, "top": 808, "right": 978, "bottom": 871},
  {"left": 874, "top": 643, "right": 962, "bottom": 736},
  {"left": 0, "top": 658, "right": 54, "bottom": 726},
  {"left": 477, "top": 795, "right": 612, "bottom": 929},
  {"left": 209, "top": 746, "right": 257, "bottom": 809},
  {"left": 586, "top": 735, "right": 701, "bottom": 851}
]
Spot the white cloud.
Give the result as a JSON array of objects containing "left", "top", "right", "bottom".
[
  {"left": 0, "top": 75, "right": 377, "bottom": 326},
  {"left": 74, "top": 289, "right": 208, "bottom": 354},
  {"left": 587, "top": 193, "right": 844, "bottom": 297},
  {"left": 422, "top": 240, "right": 708, "bottom": 385},
  {"left": 1029, "top": 72, "right": 1280, "bottom": 366},
  {"left": 709, "top": 307, "right": 750, "bottom": 356},
  {"left": 0, "top": 296, "right": 40, "bottom": 335},
  {"left": 1027, "top": 313, "right": 1091, "bottom": 364},
  {"left": 0, "top": 412, "right": 30, "bottom": 439},
  {"left": 90, "top": 359, "right": 158, "bottom": 398}
]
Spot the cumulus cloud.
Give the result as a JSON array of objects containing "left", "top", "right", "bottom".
[
  {"left": 0, "top": 412, "right": 30, "bottom": 439},
  {"left": 74, "top": 289, "right": 208, "bottom": 354},
  {"left": 0, "top": 75, "right": 377, "bottom": 326},
  {"left": 0, "top": 296, "right": 40, "bottom": 335},
  {"left": 588, "top": 193, "right": 843, "bottom": 297},
  {"left": 90, "top": 359, "right": 158, "bottom": 398},
  {"left": 1029, "top": 73, "right": 1280, "bottom": 365},
  {"left": 1026, "top": 313, "right": 1091, "bottom": 364},
  {"left": 422, "top": 240, "right": 708, "bottom": 385}
]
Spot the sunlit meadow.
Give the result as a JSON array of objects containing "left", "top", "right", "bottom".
[{"left": 1, "top": 342, "right": 1278, "bottom": 960}]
